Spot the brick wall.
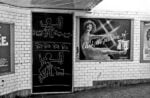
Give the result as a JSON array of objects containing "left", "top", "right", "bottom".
[
  {"left": 0, "top": 4, "right": 31, "bottom": 95},
  {"left": 74, "top": 11, "right": 150, "bottom": 87}
]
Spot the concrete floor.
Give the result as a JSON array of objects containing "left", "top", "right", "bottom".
[{"left": 23, "top": 83, "right": 150, "bottom": 98}]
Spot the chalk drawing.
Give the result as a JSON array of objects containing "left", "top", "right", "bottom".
[
  {"left": 33, "top": 17, "right": 72, "bottom": 38},
  {"left": 34, "top": 41, "right": 71, "bottom": 52},
  {"left": 38, "top": 63, "right": 65, "bottom": 83},
  {"left": 38, "top": 53, "right": 65, "bottom": 83}
]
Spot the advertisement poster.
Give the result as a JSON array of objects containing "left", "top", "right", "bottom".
[
  {"left": 0, "top": 23, "right": 11, "bottom": 74},
  {"left": 142, "top": 22, "right": 150, "bottom": 61},
  {"left": 79, "top": 18, "right": 132, "bottom": 61}
]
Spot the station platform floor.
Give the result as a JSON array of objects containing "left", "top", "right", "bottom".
[{"left": 29, "top": 83, "right": 150, "bottom": 98}]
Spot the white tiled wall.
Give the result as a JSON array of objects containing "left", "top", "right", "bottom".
[
  {"left": 0, "top": 3, "right": 150, "bottom": 95},
  {"left": 74, "top": 11, "right": 150, "bottom": 87},
  {"left": 0, "top": 4, "right": 31, "bottom": 95}
]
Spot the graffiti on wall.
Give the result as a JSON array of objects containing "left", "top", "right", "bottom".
[{"left": 32, "top": 13, "right": 73, "bottom": 93}]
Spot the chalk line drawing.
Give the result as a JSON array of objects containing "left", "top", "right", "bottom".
[
  {"left": 34, "top": 41, "right": 71, "bottom": 52},
  {"left": 61, "top": 43, "right": 69, "bottom": 50},
  {"left": 39, "top": 52, "right": 64, "bottom": 64},
  {"left": 57, "top": 52, "right": 64, "bottom": 65},
  {"left": 44, "top": 42, "right": 51, "bottom": 49},
  {"left": 57, "top": 16, "right": 63, "bottom": 29},
  {"left": 53, "top": 43, "right": 60, "bottom": 49},
  {"left": 38, "top": 53, "right": 65, "bottom": 83},
  {"left": 33, "top": 17, "right": 72, "bottom": 38},
  {"left": 40, "top": 17, "right": 63, "bottom": 29},
  {"left": 34, "top": 42, "right": 43, "bottom": 49}
]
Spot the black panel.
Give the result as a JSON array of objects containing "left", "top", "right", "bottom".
[{"left": 32, "top": 12, "right": 73, "bottom": 93}]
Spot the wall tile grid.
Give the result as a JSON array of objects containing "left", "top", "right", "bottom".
[
  {"left": 0, "top": 5, "right": 31, "bottom": 95},
  {"left": 74, "top": 10, "right": 150, "bottom": 87},
  {"left": 0, "top": 3, "right": 150, "bottom": 95}
]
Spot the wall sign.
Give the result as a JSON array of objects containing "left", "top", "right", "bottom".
[
  {"left": 32, "top": 12, "right": 73, "bottom": 93},
  {"left": 76, "top": 17, "right": 133, "bottom": 61},
  {"left": 0, "top": 23, "right": 13, "bottom": 74},
  {"left": 140, "top": 21, "right": 150, "bottom": 62}
]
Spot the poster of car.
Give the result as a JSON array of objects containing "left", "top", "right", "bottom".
[{"left": 78, "top": 17, "right": 132, "bottom": 61}]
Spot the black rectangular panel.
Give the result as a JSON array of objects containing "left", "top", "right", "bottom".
[{"left": 32, "top": 12, "right": 73, "bottom": 93}]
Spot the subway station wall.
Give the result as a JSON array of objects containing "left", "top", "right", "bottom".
[
  {"left": 0, "top": 4, "right": 150, "bottom": 95},
  {"left": 0, "top": 4, "right": 31, "bottom": 95},
  {"left": 74, "top": 11, "right": 150, "bottom": 87}
]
